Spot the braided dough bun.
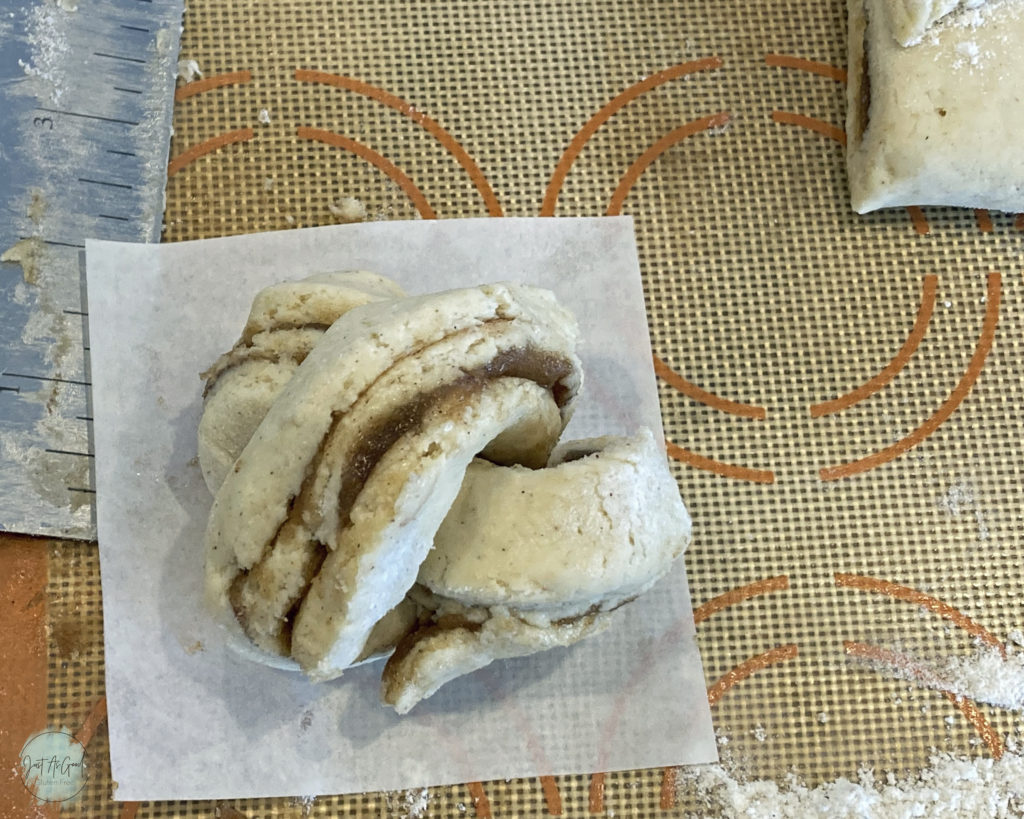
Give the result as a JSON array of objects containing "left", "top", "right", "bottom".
[
  {"left": 198, "top": 271, "right": 406, "bottom": 493},
  {"left": 205, "top": 282, "right": 583, "bottom": 680},
  {"left": 382, "top": 429, "right": 691, "bottom": 713}
]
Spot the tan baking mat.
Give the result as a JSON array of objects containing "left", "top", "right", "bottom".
[{"left": 31, "top": 0, "right": 1024, "bottom": 814}]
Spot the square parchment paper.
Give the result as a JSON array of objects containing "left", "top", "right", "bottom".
[{"left": 85, "top": 217, "right": 716, "bottom": 801}]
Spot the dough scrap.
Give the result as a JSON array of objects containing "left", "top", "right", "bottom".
[{"left": 846, "top": 0, "right": 1024, "bottom": 213}]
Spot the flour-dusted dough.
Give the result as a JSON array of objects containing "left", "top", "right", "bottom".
[
  {"left": 198, "top": 271, "right": 405, "bottom": 492},
  {"left": 887, "top": 0, "right": 987, "bottom": 45},
  {"left": 205, "top": 282, "right": 583, "bottom": 680},
  {"left": 846, "top": 0, "right": 1024, "bottom": 212},
  {"left": 381, "top": 430, "right": 691, "bottom": 713}
]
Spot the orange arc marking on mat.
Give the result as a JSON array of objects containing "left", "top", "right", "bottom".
[
  {"left": 653, "top": 354, "right": 766, "bottom": 419},
  {"left": 295, "top": 69, "right": 502, "bottom": 216},
  {"left": 297, "top": 126, "right": 437, "bottom": 220},
  {"left": 540, "top": 775, "right": 562, "bottom": 815},
  {"left": 843, "top": 641, "right": 1003, "bottom": 758},
  {"left": 666, "top": 438, "right": 775, "bottom": 484},
  {"left": 771, "top": 111, "right": 846, "bottom": 146},
  {"left": 764, "top": 54, "right": 848, "bottom": 83},
  {"left": 167, "top": 128, "right": 255, "bottom": 177},
  {"left": 173, "top": 70, "right": 252, "bottom": 101},
  {"left": 660, "top": 767, "right": 678, "bottom": 811},
  {"left": 835, "top": 575, "right": 1005, "bottom": 654},
  {"left": 1015, "top": 214, "right": 1024, "bottom": 231},
  {"left": 694, "top": 575, "right": 790, "bottom": 625},
  {"left": 811, "top": 275, "right": 938, "bottom": 417},
  {"left": 119, "top": 803, "right": 140, "bottom": 819},
  {"left": 606, "top": 113, "right": 730, "bottom": 215},
  {"left": 541, "top": 57, "right": 723, "bottom": 216},
  {"left": 466, "top": 781, "right": 492, "bottom": 818},
  {"left": 707, "top": 644, "right": 799, "bottom": 706},
  {"left": 907, "top": 206, "right": 931, "bottom": 235},
  {"left": 820, "top": 272, "right": 1001, "bottom": 480},
  {"left": 943, "top": 691, "right": 1004, "bottom": 759},
  {"left": 975, "top": 209, "right": 994, "bottom": 233},
  {"left": 587, "top": 772, "right": 605, "bottom": 813},
  {"left": 74, "top": 696, "right": 107, "bottom": 749}
]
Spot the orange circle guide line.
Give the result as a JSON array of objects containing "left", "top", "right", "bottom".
[
  {"left": 167, "top": 128, "right": 255, "bottom": 177},
  {"left": 73, "top": 695, "right": 108, "bottom": 749},
  {"left": 811, "top": 274, "right": 938, "bottom": 417},
  {"left": 771, "top": 111, "right": 847, "bottom": 146},
  {"left": 654, "top": 354, "right": 766, "bottom": 419},
  {"left": 820, "top": 272, "right": 1001, "bottom": 480},
  {"left": 295, "top": 69, "right": 502, "bottom": 217},
  {"left": 693, "top": 575, "right": 790, "bottom": 625},
  {"left": 843, "top": 640, "right": 951, "bottom": 689},
  {"left": 764, "top": 54, "right": 848, "bottom": 83},
  {"left": 660, "top": 767, "right": 678, "bottom": 811},
  {"left": 173, "top": 70, "right": 252, "bottom": 102},
  {"left": 466, "top": 781, "right": 492, "bottom": 818},
  {"left": 943, "top": 691, "right": 1004, "bottom": 758},
  {"left": 707, "top": 644, "right": 799, "bottom": 706},
  {"left": 541, "top": 57, "right": 723, "bottom": 216},
  {"left": 843, "top": 641, "right": 1003, "bottom": 758},
  {"left": 835, "top": 574, "right": 1005, "bottom": 653},
  {"left": 606, "top": 113, "right": 730, "bottom": 215},
  {"left": 666, "top": 438, "right": 775, "bottom": 484},
  {"left": 540, "top": 775, "right": 562, "bottom": 815},
  {"left": 1015, "top": 214, "right": 1024, "bottom": 231},
  {"left": 587, "top": 772, "right": 605, "bottom": 813},
  {"left": 119, "top": 803, "right": 140, "bottom": 819},
  {"left": 906, "top": 205, "right": 930, "bottom": 235},
  {"left": 297, "top": 126, "right": 437, "bottom": 219},
  {"left": 975, "top": 209, "right": 994, "bottom": 233}
]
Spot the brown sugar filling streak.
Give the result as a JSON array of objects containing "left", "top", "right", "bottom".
[
  {"left": 228, "top": 336, "right": 574, "bottom": 658},
  {"left": 201, "top": 322, "right": 333, "bottom": 396}
]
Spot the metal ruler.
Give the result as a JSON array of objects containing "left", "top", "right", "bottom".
[{"left": 0, "top": 0, "right": 184, "bottom": 540}]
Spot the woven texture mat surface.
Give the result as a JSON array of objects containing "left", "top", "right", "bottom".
[{"left": 29, "top": 0, "right": 1024, "bottom": 815}]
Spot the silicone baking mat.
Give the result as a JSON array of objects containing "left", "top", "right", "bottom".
[{"left": 3, "top": 0, "right": 1024, "bottom": 815}]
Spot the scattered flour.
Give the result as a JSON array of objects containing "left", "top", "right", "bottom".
[
  {"left": 677, "top": 752, "right": 1024, "bottom": 818},
  {"left": 937, "top": 478, "right": 989, "bottom": 540},
  {"left": 386, "top": 787, "right": 430, "bottom": 818},
  {"left": 851, "top": 637, "right": 1024, "bottom": 713},
  {"left": 18, "top": 3, "right": 72, "bottom": 104},
  {"left": 176, "top": 57, "right": 202, "bottom": 83},
  {"left": 329, "top": 196, "right": 368, "bottom": 222},
  {"left": 258, "top": 108, "right": 271, "bottom": 125}
]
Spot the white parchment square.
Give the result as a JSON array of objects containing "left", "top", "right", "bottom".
[{"left": 85, "top": 217, "right": 716, "bottom": 801}]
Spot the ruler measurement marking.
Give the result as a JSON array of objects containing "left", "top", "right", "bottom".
[
  {"left": 3, "top": 0, "right": 184, "bottom": 538},
  {"left": 94, "top": 51, "right": 148, "bottom": 65},
  {"left": 79, "top": 177, "right": 133, "bottom": 191},
  {"left": 35, "top": 107, "right": 140, "bottom": 127},
  {"left": 3, "top": 373, "right": 91, "bottom": 387},
  {"left": 18, "top": 236, "right": 86, "bottom": 249}
]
